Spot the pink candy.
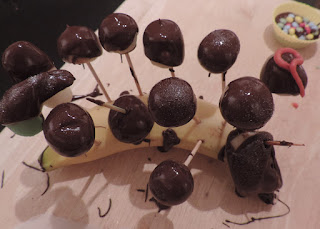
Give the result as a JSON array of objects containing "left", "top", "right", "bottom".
[
  {"left": 305, "top": 26, "right": 311, "bottom": 34},
  {"left": 299, "top": 22, "right": 305, "bottom": 28}
]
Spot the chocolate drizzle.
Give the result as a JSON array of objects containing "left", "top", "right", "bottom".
[
  {"left": 72, "top": 84, "right": 102, "bottom": 101},
  {"left": 157, "top": 128, "right": 180, "bottom": 152}
]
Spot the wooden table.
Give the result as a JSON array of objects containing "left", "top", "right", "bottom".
[{"left": 1, "top": 0, "right": 320, "bottom": 228}]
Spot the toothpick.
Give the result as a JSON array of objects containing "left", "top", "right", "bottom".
[
  {"left": 265, "top": 140, "right": 305, "bottom": 147},
  {"left": 86, "top": 98, "right": 126, "bottom": 114},
  {"left": 169, "top": 68, "right": 175, "bottom": 77},
  {"left": 184, "top": 140, "right": 203, "bottom": 167},
  {"left": 125, "top": 53, "right": 143, "bottom": 96},
  {"left": 86, "top": 62, "right": 112, "bottom": 102}
]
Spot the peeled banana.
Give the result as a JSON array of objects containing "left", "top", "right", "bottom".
[{"left": 39, "top": 95, "right": 233, "bottom": 171}]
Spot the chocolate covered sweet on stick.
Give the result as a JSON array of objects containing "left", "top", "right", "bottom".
[
  {"left": 2, "top": 41, "right": 55, "bottom": 83},
  {"left": 0, "top": 70, "right": 75, "bottom": 136},
  {"left": 57, "top": 25, "right": 112, "bottom": 102},
  {"left": 99, "top": 13, "right": 143, "bottom": 96},
  {"left": 198, "top": 29, "right": 240, "bottom": 91},
  {"left": 143, "top": 19, "right": 184, "bottom": 77}
]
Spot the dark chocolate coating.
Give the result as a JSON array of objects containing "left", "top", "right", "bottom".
[
  {"left": 43, "top": 103, "right": 95, "bottom": 157},
  {"left": 99, "top": 13, "right": 138, "bottom": 52},
  {"left": 157, "top": 128, "right": 181, "bottom": 152},
  {"left": 2, "top": 41, "right": 54, "bottom": 83},
  {"left": 143, "top": 19, "right": 184, "bottom": 67},
  {"left": 198, "top": 29, "right": 240, "bottom": 73},
  {"left": 148, "top": 77, "right": 197, "bottom": 127},
  {"left": 108, "top": 95, "right": 154, "bottom": 144},
  {"left": 225, "top": 129, "right": 282, "bottom": 198},
  {"left": 149, "top": 160, "right": 194, "bottom": 206},
  {"left": 260, "top": 53, "right": 308, "bottom": 95},
  {"left": 57, "top": 25, "right": 102, "bottom": 64},
  {"left": 219, "top": 77, "right": 274, "bottom": 130},
  {"left": 0, "top": 70, "right": 75, "bottom": 125}
]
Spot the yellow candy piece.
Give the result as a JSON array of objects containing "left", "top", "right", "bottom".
[
  {"left": 295, "top": 16, "right": 303, "bottom": 23},
  {"left": 289, "top": 27, "right": 296, "bottom": 35},
  {"left": 291, "top": 34, "right": 298, "bottom": 39},
  {"left": 286, "top": 16, "right": 294, "bottom": 23},
  {"left": 306, "top": 33, "right": 314, "bottom": 40}
]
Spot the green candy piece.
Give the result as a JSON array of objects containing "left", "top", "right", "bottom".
[
  {"left": 6, "top": 115, "right": 44, "bottom": 136},
  {"left": 279, "top": 18, "right": 287, "bottom": 24},
  {"left": 277, "top": 23, "right": 284, "bottom": 29}
]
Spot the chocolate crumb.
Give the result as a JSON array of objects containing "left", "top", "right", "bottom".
[
  {"left": 41, "top": 173, "right": 50, "bottom": 196},
  {"left": 147, "top": 157, "right": 152, "bottom": 162},
  {"left": 199, "top": 95, "right": 204, "bottom": 100},
  {"left": 10, "top": 133, "right": 16, "bottom": 138},
  {"left": 98, "top": 198, "right": 112, "bottom": 218}
]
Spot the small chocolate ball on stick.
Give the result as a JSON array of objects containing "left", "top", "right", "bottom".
[
  {"left": 98, "top": 13, "right": 143, "bottom": 96},
  {"left": 198, "top": 29, "right": 240, "bottom": 91},
  {"left": 57, "top": 25, "right": 112, "bottom": 102},
  {"left": 143, "top": 19, "right": 184, "bottom": 77}
]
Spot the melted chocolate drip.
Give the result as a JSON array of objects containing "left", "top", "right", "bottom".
[
  {"left": 149, "top": 197, "right": 170, "bottom": 213},
  {"left": 260, "top": 53, "right": 308, "bottom": 95},
  {"left": 72, "top": 84, "right": 102, "bottom": 101},
  {"left": 99, "top": 13, "right": 138, "bottom": 52},
  {"left": 143, "top": 19, "right": 184, "bottom": 67},
  {"left": 2, "top": 41, "right": 54, "bottom": 83},
  {"left": 198, "top": 29, "right": 240, "bottom": 73},
  {"left": 0, "top": 70, "right": 75, "bottom": 125},
  {"left": 57, "top": 25, "right": 102, "bottom": 64},
  {"left": 157, "top": 128, "right": 180, "bottom": 152}
]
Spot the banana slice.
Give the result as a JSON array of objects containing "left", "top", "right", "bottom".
[{"left": 39, "top": 95, "right": 233, "bottom": 171}]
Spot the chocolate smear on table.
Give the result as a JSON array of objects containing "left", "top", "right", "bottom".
[
  {"left": 157, "top": 129, "right": 180, "bottom": 152},
  {"left": 41, "top": 173, "right": 50, "bottom": 196},
  {"left": 0, "top": 70, "right": 75, "bottom": 125},
  {"left": 22, "top": 161, "right": 44, "bottom": 172},
  {"left": 72, "top": 84, "right": 102, "bottom": 101},
  {"left": 57, "top": 25, "right": 102, "bottom": 64},
  {"left": 98, "top": 198, "right": 112, "bottom": 218},
  {"left": 2, "top": 41, "right": 54, "bottom": 83},
  {"left": 223, "top": 197, "right": 290, "bottom": 226}
]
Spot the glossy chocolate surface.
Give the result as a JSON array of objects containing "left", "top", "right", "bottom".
[
  {"left": 260, "top": 53, "right": 308, "bottom": 95},
  {"left": 149, "top": 160, "right": 194, "bottom": 206},
  {"left": 57, "top": 25, "right": 102, "bottom": 64},
  {"left": 225, "top": 129, "right": 282, "bottom": 198},
  {"left": 148, "top": 77, "right": 196, "bottom": 127},
  {"left": 157, "top": 128, "right": 180, "bottom": 152},
  {"left": 219, "top": 77, "right": 274, "bottom": 130},
  {"left": 2, "top": 41, "right": 54, "bottom": 83},
  {"left": 43, "top": 103, "right": 95, "bottom": 157},
  {"left": 143, "top": 19, "right": 184, "bottom": 67},
  {"left": 0, "top": 70, "right": 75, "bottom": 125},
  {"left": 99, "top": 13, "right": 138, "bottom": 52},
  {"left": 108, "top": 95, "right": 154, "bottom": 144},
  {"left": 198, "top": 29, "right": 240, "bottom": 73}
]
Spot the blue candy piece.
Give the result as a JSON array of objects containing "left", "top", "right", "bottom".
[
  {"left": 283, "top": 28, "right": 289, "bottom": 34},
  {"left": 308, "top": 21, "right": 316, "bottom": 27},
  {"left": 279, "top": 18, "right": 287, "bottom": 24},
  {"left": 288, "top": 13, "right": 295, "bottom": 18},
  {"left": 292, "top": 22, "right": 298, "bottom": 28},
  {"left": 277, "top": 23, "right": 284, "bottom": 29},
  {"left": 299, "top": 35, "right": 306, "bottom": 40},
  {"left": 303, "top": 17, "right": 310, "bottom": 23},
  {"left": 283, "top": 24, "right": 291, "bottom": 30}
]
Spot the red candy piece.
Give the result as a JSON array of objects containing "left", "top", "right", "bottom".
[
  {"left": 299, "top": 22, "right": 305, "bottom": 28},
  {"left": 305, "top": 26, "right": 311, "bottom": 34},
  {"left": 274, "top": 48, "right": 305, "bottom": 97}
]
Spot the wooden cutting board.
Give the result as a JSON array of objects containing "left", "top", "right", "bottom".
[{"left": 1, "top": 0, "right": 320, "bottom": 228}]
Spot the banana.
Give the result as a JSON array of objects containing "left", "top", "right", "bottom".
[{"left": 39, "top": 95, "right": 233, "bottom": 171}]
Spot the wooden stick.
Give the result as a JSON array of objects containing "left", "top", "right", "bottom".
[
  {"left": 86, "top": 98, "right": 126, "bottom": 114},
  {"left": 169, "top": 68, "right": 176, "bottom": 77},
  {"left": 125, "top": 53, "right": 143, "bottom": 96},
  {"left": 184, "top": 140, "right": 203, "bottom": 167},
  {"left": 86, "top": 62, "right": 112, "bottom": 102},
  {"left": 221, "top": 71, "right": 227, "bottom": 92},
  {"left": 265, "top": 140, "right": 305, "bottom": 147}
]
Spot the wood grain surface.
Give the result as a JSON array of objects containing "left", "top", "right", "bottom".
[{"left": 1, "top": 0, "right": 320, "bottom": 228}]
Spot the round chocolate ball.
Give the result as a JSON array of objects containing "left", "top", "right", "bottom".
[
  {"left": 99, "top": 13, "right": 138, "bottom": 53},
  {"left": 149, "top": 160, "right": 194, "bottom": 206},
  {"left": 43, "top": 103, "right": 95, "bottom": 157},
  {"left": 219, "top": 77, "right": 274, "bottom": 130},
  {"left": 57, "top": 25, "right": 102, "bottom": 64},
  {"left": 108, "top": 95, "right": 154, "bottom": 144},
  {"left": 260, "top": 53, "right": 308, "bottom": 95},
  {"left": 198, "top": 29, "right": 240, "bottom": 73},
  {"left": 148, "top": 77, "right": 196, "bottom": 127}
]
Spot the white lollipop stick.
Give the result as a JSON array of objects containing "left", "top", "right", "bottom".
[{"left": 184, "top": 140, "right": 203, "bottom": 167}]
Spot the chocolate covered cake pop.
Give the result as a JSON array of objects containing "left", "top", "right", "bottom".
[
  {"left": 198, "top": 29, "right": 240, "bottom": 74},
  {"left": 0, "top": 70, "right": 75, "bottom": 136},
  {"left": 99, "top": 13, "right": 139, "bottom": 54},
  {"left": 43, "top": 103, "right": 95, "bottom": 157},
  {"left": 57, "top": 25, "right": 102, "bottom": 64},
  {"left": 2, "top": 41, "right": 54, "bottom": 83},
  {"left": 225, "top": 129, "right": 282, "bottom": 204},
  {"left": 260, "top": 48, "right": 307, "bottom": 97},
  {"left": 219, "top": 77, "right": 274, "bottom": 130},
  {"left": 148, "top": 77, "right": 196, "bottom": 127},
  {"left": 143, "top": 19, "right": 184, "bottom": 67},
  {"left": 149, "top": 160, "right": 194, "bottom": 206},
  {"left": 108, "top": 95, "right": 154, "bottom": 144}
]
